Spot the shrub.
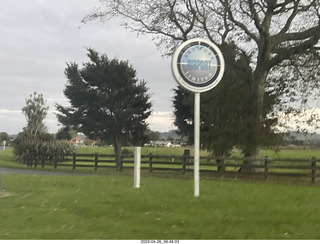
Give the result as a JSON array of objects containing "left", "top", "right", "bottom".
[{"left": 13, "top": 131, "right": 74, "bottom": 166}]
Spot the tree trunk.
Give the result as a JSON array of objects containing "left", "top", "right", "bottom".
[
  {"left": 240, "top": 150, "right": 261, "bottom": 173},
  {"left": 241, "top": 64, "right": 268, "bottom": 173},
  {"left": 114, "top": 137, "right": 123, "bottom": 171}
]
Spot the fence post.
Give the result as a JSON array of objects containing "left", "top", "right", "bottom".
[
  {"left": 182, "top": 149, "right": 190, "bottom": 174},
  {"left": 134, "top": 147, "right": 141, "bottom": 188},
  {"left": 149, "top": 153, "right": 153, "bottom": 173},
  {"left": 94, "top": 153, "right": 98, "bottom": 171},
  {"left": 264, "top": 156, "right": 269, "bottom": 181},
  {"left": 54, "top": 160, "right": 58, "bottom": 169},
  {"left": 311, "top": 157, "right": 316, "bottom": 184},
  {"left": 72, "top": 153, "right": 76, "bottom": 170}
]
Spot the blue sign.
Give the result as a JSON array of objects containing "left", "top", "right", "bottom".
[{"left": 172, "top": 38, "right": 225, "bottom": 93}]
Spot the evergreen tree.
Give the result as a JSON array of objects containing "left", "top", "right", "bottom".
[{"left": 56, "top": 48, "right": 152, "bottom": 170}]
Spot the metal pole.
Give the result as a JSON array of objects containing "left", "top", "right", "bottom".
[
  {"left": 134, "top": 147, "right": 141, "bottom": 188},
  {"left": 194, "top": 92, "right": 200, "bottom": 197}
]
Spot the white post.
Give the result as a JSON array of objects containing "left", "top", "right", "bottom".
[
  {"left": 3, "top": 141, "right": 6, "bottom": 151},
  {"left": 194, "top": 92, "right": 200, "bottom": 197},
  {"left": 134, "top": 147, "right": 141, "bottom": 188}
]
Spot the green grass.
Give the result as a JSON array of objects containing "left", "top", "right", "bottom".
[
  {"left": 1, "top": 174, "right": 320, "bottom": 239},
  {"left": 0, "top": 149, "right": 26, "bottom": 168},
  {"left": 1, "top": 148, "right": 320, "bottom": 239},
  {"left": 260, "top": 148, "right": 320, "bottom": 159}
]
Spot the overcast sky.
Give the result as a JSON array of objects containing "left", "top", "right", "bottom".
[{"left": 0, "top": 0, "right": 177, "bottom": 135}]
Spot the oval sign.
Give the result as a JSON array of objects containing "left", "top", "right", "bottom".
[{"left": 171, "top": 38, "right": 225, "bottom": 93}]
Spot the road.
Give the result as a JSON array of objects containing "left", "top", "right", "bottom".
[{"left": 0, "top": 167, "right": 93, "bottom": 176}]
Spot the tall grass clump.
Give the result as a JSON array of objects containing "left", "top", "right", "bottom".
[{"left": 13, "top": 132, "right": 74, "bottom": 167}]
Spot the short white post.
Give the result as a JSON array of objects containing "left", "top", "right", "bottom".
[
  {"left": 194, "top": 92, "right": 200, "bottom": 197},
  {"left": 134, "top": 147, "right": 141, "bottom": 188},
  {"left": 3, "top": 141, "right": 6, "bottom": 151}
]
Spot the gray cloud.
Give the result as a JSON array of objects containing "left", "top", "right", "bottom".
[{"left": 0, "top": 0, "right": 176, "bottom": 134}]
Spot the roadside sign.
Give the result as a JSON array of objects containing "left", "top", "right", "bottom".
[
  {"left": 171, "top": 38, "right": 225, "bottom": 197},
  {"left": 171, "top": 38, "right": 225, "bottom": 93}
]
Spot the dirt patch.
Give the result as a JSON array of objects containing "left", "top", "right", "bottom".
[{"left": 0, "top": 191, "right": 11, "bottom": 198}]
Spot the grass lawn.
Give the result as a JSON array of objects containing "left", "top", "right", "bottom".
[
  {"left": 1, "top": 173, "right": 320, "bottom": 239},
  {"left": 260, "top": 148, "right": 320, "bottom": 159}
]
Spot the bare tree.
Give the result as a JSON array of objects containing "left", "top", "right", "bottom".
[{"left": 84, "top": 0, "right": 320, "bottom": 170}]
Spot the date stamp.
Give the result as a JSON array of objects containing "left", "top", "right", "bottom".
[{"left": 141, "top": 240, "right": 179, "bottom": 244}]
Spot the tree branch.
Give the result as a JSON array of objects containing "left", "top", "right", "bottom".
[
  {"left": 222, "top": 0, "right": 259, "bottom": 44},
  {"left": 270, "top": 34, "right": 320, "bottom": 67},
  {"left": 248, "top": 0, "right": 263, "bottom": 33}
]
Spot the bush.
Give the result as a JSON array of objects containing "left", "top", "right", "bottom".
[{"left": 13, "top": 131, "right": 74, "bottom": 166}]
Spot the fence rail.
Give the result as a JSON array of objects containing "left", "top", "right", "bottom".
[{"left": 36, "top": 151, "right": 320, "bottom": 184}]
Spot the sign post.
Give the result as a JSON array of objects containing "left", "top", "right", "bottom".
[
  {"left": 171, "top": 38, "right": 225, "bottom": 197},
  {"left": 194, "top": 92, "right": 200, "bottom": 197},
  {"left": 134, "top": 147, "right": 141, "bottom": 188}
]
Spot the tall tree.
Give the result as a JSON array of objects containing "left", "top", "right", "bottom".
[
  {"left": 55, "top": 127, "right": 72, "bottom": 141},
  {"left": 173, "top": 43, "right": 280, "bottom": 157},
  {"left": 22, "top": 92, "right": 48, "bottom": 135},
  {"left": 84, "top": 0, "right": 320, "bottom": 168},
  {"left": 0, "top": 132, "right": 10, "bottom": 143},
  {"left": 172, "top": 86, "right": 193, "bottom": 144},
  {"left": 56, "top": 49, "right": 152, "bottom": 170}
]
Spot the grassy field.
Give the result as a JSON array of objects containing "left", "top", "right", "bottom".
[
  {"left": 1, "top": 173, "right": 320, "bottom": 239},
  {"left": 1, "top": 147, "right": 320, "bottom": 239}
]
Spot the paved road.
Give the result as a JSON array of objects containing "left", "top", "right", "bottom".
[{"left": 0, "top": 167, "right": 93, "bottom": 176}]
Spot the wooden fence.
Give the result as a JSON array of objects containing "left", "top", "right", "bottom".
[{"left": 38, "top": 151, "right": 320, "bottom": 184}]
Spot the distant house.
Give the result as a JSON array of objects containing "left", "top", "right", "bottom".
[
  {"left": 145, "top": 139, "right": 182, "bottom": 147},
  {"left": 70, "top": 136, "right": 97, "bottom": 146},
  {"left": 70, "top": 136, "right": 85, "bottom": 146},
  {"left": 89, "top": 140, "right": 97, "bottom": 147},
  {"left": 153, "top": 140, "right": 172, "bottom": 147}
]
